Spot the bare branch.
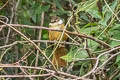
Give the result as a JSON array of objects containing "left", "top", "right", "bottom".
[
  {"left": 1, "top": 24, "right": 111, "bottom": 48},
  {"left": 0, "top": 40, "right": 80, "bottom": 49},
  {"left": 0, "top": 20, "right": 57, "bottom": 71}
]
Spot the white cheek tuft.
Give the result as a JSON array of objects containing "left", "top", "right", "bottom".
[
  {"left": 58, "top": 19, "right": 63, "bottom": 24},
  {"left": 49, "top": 23, "right": 52, "bottom": 26}
]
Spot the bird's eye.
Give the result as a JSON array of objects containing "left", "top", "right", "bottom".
[{"left": 50, "top": 16, "right": 61, "bottom": 23}]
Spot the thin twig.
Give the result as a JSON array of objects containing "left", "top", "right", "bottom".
[
  {"left": 109, "top": 69, "right": 120, "bottom": 80},
  {"left": 0, "top": 20, "right": 57, "bottom": 71},
  {"left": 96, "top": 51, "right": 120, "bottom": 71},
  {"left": 17, "top": 63, "right": 33, "bottom": 80},
  {"left": 104, "top": 0, "right": 120, "bottom": 22},
  {"left": 5, "top": 0, "right": 14, "bottom": 44},
  {"left": 0, "top": 0, "right": 9, "bottom": 10},
  {"left": 35, "top": 11, "right": 45, "bottom": 74},
  {"left": 76, "top": 46, "right": 120, "bottom": 79},
  {"left": 0, "top": 64, "right": 80, "bottom": 79},
  {"left": 1, "top": 24, "right": 111, "bottom": 48},
  {"left": 0, "top": 40, "right": 80, "bottom": 49},
  {"left": 0, "top": 74, "right": 51, "bottom": 78}
]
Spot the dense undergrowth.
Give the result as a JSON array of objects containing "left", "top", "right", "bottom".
[{"left": 0, "top": 0, "right": 120, "bottom": 80}]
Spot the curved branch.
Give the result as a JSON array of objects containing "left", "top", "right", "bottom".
[
  {"left": 0, "top": 20, "right": 57, "bottom": 71},
  {"left": 1, "top": 24, "right": 111, "bottom": 48}
]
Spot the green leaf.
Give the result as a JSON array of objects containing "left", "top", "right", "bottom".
[
  {"left": 100, "top": 54, "right": 109, "bottom": 62},
  {"left": 110, "top": 24, "right": 120, "bottom": 47},
  {"left": 80, "top": 24, "right": 99, "bottom": 35},
  {"left": 53, "top": 0, "right": 63, "bottom": 10},
  {"left": 61, "top": 53, "right": 72, "bottom": 62},
  {"left": 62, "top": 48, "right": 88, "bottom": 62},
  {"left": 99, "top": 0, "right": 118, "bottom": 26},
  {"left": 110, "top": 41, "right": 120, "bottom": 47},
  {"left": 110, "top": 24, "right": 120, "bottom": 31},
  {"left": 41, "top": 5, "right": 50, "bottom": 12},
  {"left": 87, "top": 8, "right": 102, "bottom": 19},
  {"left": 29, "top": 4, "right": 50, "bottom": 23},
  {"left": 43, "top": 33, "right": 48, "bottom": 39},
  {"left": 77, "top": 0, "right": 97, "bottom": 12},
  {"left": 116, "top": 55, "right": 120, "bottom": 67},
  {"left": 85, "top": 1, "right": 102, "bottom": 19},
  {"left": 31, "top": 15, "right": 37, "bottom": 23},
  {"left": 79, "top": 13, "right": 90, "bottom": 22},
  {"left": 36, "top": 5, "right": 50, "bottom": 14},
  {"left": 111, "top": 30, "right": 120, "bottom": 39},
  {"left": 52, "top": 10, "right": 70, "bottom": 16},
  {"left": 87, "top": 40, "right": 99, "bottom": 50}
]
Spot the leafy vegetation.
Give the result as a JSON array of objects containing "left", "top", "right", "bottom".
[{"left": 0, "top": 0, "right": 120, "bottom": 80}]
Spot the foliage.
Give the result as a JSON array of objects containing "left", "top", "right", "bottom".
[{"left": 0, "top": 0, "right": 120, "bottom": 80}]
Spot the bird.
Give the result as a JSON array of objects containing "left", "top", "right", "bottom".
[{"left": 49, "top": 16, "right": 68, "bottom": 67}]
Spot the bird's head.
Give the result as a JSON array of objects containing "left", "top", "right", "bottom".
[{"left": 49, "top": 16, "right": 63, "bottom": 27}]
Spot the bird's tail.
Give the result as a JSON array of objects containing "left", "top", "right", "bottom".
[{"left": 52, "top": 47, "right": 67, "bottom": 67}]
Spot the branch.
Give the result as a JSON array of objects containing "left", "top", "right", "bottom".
[
  {"left": 0, "top": 40, "right": 80, "bottom": 49},
  {"left": 1, "top": 24, "right": 111, "bottom": 48},
  {"left": 0, "top": 20, "right": 57, "bottom": 71},
  {"left": 0, "top": 74, "right": 51, "bottom": 78},
  {"left": 0, "top": 0, "right": 9, "bottom": 10},
  {"left": 76, "top": 46, "right": 120, "bottom": 79},
  {"left": 0, "top": 64, "right": 81, "bottom": 79}
]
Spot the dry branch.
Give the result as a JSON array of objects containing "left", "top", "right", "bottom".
[
  {"left": 0, "top": 64, "right": 87, "bottom": 79},
  {"left": 0, "top": 20, "right": 57, "bottom": 71},
  {"left": 1, "top": 24, "right": 111, "bottom": 48}
]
